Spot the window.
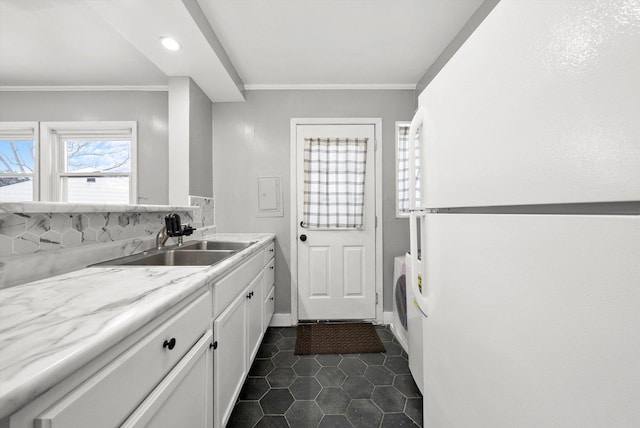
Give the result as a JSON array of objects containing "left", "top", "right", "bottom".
[
  {"left": 302, "top": 137, "right": 368, "bottom": 229},
  {"left": 0, "top": 122, "right": 38, "bottom": 202},
  {"left": 396, "top": 122, "right": 421, "bottom": 217},
  {"left": 0, "top": 121, "right": 137, "bottom": 204}
]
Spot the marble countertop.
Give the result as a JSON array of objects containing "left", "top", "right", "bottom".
[
  {"left": 0, "top": 202, "right": 196, "bottom": 214},
  {"left": 0, "top": 232, "right": 275, "bottom": 419}
]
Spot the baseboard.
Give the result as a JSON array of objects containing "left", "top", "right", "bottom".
[
  {"left": 383, "top": 311, "right": 393, "bottom": 325},
  {"left": 269, "top": 313, "right": 293, "bottom": 327}
]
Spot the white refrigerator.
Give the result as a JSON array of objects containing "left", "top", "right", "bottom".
[{"left": 406, "top": 1, "right": 640, "bottom": 427}]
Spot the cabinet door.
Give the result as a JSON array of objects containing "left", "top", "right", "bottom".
[
  {"left": 213, "top": 292, "right": 247, "bottom": 428},
  {"left": 33, "top": 292, "right": 210, "bottom": 428},
  {"left": 263, "top": 258, "right": 275, "bottom": 297},
  {"left": 121, "top": 330, "right": 213, "bottom": 428},
  {"left": 264, "top": 286, "right": 275, "bottom": 330},
  {"left": 246, "top": 271, "right": 264, "bottom": 364}
]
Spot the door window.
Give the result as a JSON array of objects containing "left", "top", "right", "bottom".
[{"left": 302, "top": 137, "right": 368, "bottom": 229}]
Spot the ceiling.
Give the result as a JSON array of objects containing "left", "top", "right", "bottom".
[{"left": 0, "top": 0, "right": 484, "bottom": 102}]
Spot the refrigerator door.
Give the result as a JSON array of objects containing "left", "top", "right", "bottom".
[
  {"left": 418, "top": 0, "right": 640, "bottom": 208},
  {"left": 422, "top": 213, "right": 640, "bottom": 427}
]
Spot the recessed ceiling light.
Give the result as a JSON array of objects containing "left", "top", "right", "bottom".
[{"left": 160, "top": 37, "right": 180, "bottom": 51}]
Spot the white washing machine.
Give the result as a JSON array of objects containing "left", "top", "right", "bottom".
[
  {"left": 405, "top": 252, "right": 424, "bottom": 394},
  {"left": 391, "top": 256, "right": 408, "bottom": 352}
]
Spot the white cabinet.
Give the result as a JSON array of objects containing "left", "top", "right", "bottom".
[
  {"left": 212, "top": 270, "right": 265, "bottom": 428},
  {"left": 6, "top": 238, "right": 276, "bottom": 428},
  {"left": 122, "top": 330, "right": 213, "bottom": 428},
  {"left": 212, "top": 288, "right": 247, "bottom": 428},
  {"left": 10, "top": 290, "right": 212, "bottom": 428},
  {"left": 263, "top": 243, "right": 275, "bottom": 330},
  {"left": 212, "top": 239, "right": 275, "bottom": 428},
  {"left": 246, "top": 271, "right": 264, "bottom": 364},
  {"left": 264, "top": 286, "right": 275, "bottom": 331}
]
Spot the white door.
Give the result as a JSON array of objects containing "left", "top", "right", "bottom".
[{"left": 296, "top": 123, "right": 376, "bottom": 320}]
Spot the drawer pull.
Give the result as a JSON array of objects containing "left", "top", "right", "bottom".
[
  {"left": 269, "top": 297, "right": 274, "bottom": 301},
  {"left": 163, "top": 338, "right": 177, "bottom": 350},
  {"left": 269, "top": 248, "right": 274, "bottom": 253},
  {"left": 270, "top": 266, "right": 274, "bottom": 270}
]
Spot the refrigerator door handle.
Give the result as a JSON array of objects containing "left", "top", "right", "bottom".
[
  {"left": 408, "top": 106, "right": 424, "bottom": 211},
  {"left": 409, "top": 211, "right": 429, "bottom": 316}
]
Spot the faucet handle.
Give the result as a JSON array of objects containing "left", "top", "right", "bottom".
[{"left": 182, "top": 223, "right": 196, "bottom": 236}]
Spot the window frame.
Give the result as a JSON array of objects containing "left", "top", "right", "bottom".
[
  {"left": 0, "top": 122, "right": 40, "bottom": 202},
  {"left": 396, "top": 121, "right": 414, "bottom": 218},
  {"left": 40, "top": 121, "right": 138, "bottom": 204}
]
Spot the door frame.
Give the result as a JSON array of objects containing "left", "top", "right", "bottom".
[{"left": 289, "top": 118, "right": 383, "bottom": 325}]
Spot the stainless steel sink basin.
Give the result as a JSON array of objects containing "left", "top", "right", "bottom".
[
  {"left": 176, "top": 240, "right": 256, "bottom": 251},
  {"left": 95, "top": 249, "right": 235, "bottom": 267}
]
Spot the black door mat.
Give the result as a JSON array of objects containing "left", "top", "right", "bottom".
[{"left": 294, "top": 322, "right": 386, "bottom": 355}]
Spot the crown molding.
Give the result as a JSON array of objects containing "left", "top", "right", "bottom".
[
  {"left": 243, "top": 83, "right": 416, "bottom": 91},
  {"left": 0, "top": 85, "right": 169, "bottom": 92}
]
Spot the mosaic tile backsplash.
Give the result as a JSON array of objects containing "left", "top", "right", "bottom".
[
  {"left": 0, "top": 198, "right": 216, "bottom": 288},
  {"left": 0, "top": 211, "right": 194, "bottom": 257},
  {"left": 0, "top": 197, "right": 214, "bottom": 257}
]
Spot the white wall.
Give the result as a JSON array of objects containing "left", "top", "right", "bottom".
[
  {"left": 188, "top": 79, "right": 213, "bottom": 198},
  {"left": 0, "top": 91, "right": 169, "bottom": 204},
  {"left": 212, "top": 90, "right": 415, "bottom": 315}
]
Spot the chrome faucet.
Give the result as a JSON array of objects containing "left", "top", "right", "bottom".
[{"left": 156, "top": 225, "right": 169, "bottom": 250}]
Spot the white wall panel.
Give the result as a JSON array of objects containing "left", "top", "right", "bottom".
[{"left": 342, "top": 246, "right": 364, "bottom": 297}]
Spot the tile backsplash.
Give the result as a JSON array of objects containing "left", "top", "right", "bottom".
[
  {"left": 0, "top": 211, "right": 195, "bottom": 257},
  {"left": 0, "top": 197, "right": 216, "bottom": 288},
  {"left": 0, "top": 197, "right": 214, "bottom": 257},
  {"left": 189, "top": 195, "right": 215, "bottom": 227}
]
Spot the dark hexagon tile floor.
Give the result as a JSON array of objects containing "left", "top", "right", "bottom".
[{"left": 227, "top": 325, "right": 422, "bottom": 428}]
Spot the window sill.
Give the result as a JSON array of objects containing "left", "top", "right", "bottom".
[{"left": 0, "top": 202, "right": 196, "bottom": 214}]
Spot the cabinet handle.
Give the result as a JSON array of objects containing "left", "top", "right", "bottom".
[
  {"left": 210, "top": 341, "right": 218, "bottom": 350},
  {"left": 269, "top": 297, "right": 274, "bottom": 301},
  {"left": 269, "top": 248, "right": 274, "bottom": 253},
  {"left": 270, "top": 266, "right": 274, "bottom": 270},
  {"left": 163, "top": 337, "right": 176, "bottom": 350},
  {"left": 250, "top": 291, "right": 254, "bottom": 297}
]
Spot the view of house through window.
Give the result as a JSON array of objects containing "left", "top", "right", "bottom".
[
  {"left": 0, "top": 122, "right": 137, "bottom": 204},
  {"left": 60, "top": 138, "right": 132, "bottom": 204}
]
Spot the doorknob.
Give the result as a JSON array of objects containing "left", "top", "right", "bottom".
[{"left": 300, "top": 234, "right": 307, "bottom": 242}]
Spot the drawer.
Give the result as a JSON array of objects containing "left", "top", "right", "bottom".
[
  {"left": 264, "top": 241, "right": 275, "bottom": 264},
  {"left": 264, "top": 286, "right": 275, "bottom": 330},
  {"left": 214, "top": 249, "right": 264, "bottom": 317},
  {"left": 121, "top": 330, "right": 213, "bottom": 428},
  {"left": 35, "top": 291, "right": 211, "bottom": 428},
  {"left": 263, "top": 258, "right": 275, "bottom": 296}
]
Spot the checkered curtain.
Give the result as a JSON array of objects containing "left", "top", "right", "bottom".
[
  {"left": 303, "top": 137, "right": 368, "bottom": 229},
  {"left": 397, "top": 125, "right": 421, "bottom": 214}
]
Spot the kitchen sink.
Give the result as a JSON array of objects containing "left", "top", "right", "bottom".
[
  {"left": 94, "top": 249, "right": 236, "bottom": 267},
  {"left": 175, "top": 240, "right": 256, "bottom": 251}
]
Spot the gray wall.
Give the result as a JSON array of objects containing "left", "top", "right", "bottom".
[
  {"left": 212, "top": 90, "right": 414, "bottom": 315},
  {"left": 188, "top": 79, "right": 213, "bottom": 198},
  {"left": 0, "top": 91, "right": 169, "bottom": 204},
  {"left": 415, "top": 0, "right": 499, "bottom": 105}
]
